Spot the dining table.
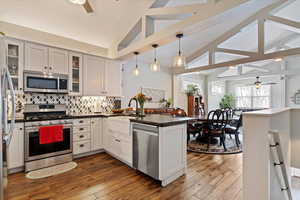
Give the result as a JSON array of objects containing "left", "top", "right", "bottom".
[{"left": 188, "top": 114, "right": 240, "bottom": 144}]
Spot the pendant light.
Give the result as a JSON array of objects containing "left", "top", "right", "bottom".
[
  {"left": 150, "top": 44, "right": 160, "bottom": 72},
  {"left": 133, "top": 52, "right": 140, "bottom": 76},
  {"left": 173, "top": 33, "right": 186, "bottom": 68},
  {"left": 254, "top": 76, "right": 262, "bottom": 89}
]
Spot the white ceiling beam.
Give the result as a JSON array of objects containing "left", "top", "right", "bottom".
[
  {"left": 142, "top": 16, "right": 155, "bottom": 38},
  {"left": 115, "top": 0, "right": 249, "bottom": 59},
  {"left": 117, "top": 19, "right": 142, "bottom": 51},
  {"left": 174, "top": 47, "right": 300, "bottom": 74},
  {"left": 266, "top": 15, "right": 300, "bottom": 34},
  {"left": 186, "top": 0, "right": 289, "bottom": 64},
  {"left": 215, "top": 48, "right": 257, "bottom": 57},
  {"left": 258, "top": 19, "right": 265, "bottom": 55},
  {"left": 209, "top": 49, "right": 215, "bottom": 65}
]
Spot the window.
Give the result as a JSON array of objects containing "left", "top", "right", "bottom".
[
  {"left": 235, "top": 85, "right": 271, "bottom": 109},
  {"left": 211, "top": 81, "right": 225, "bottom": 96}
]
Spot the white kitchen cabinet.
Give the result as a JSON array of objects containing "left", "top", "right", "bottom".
[
  {"left": 25, "top": 43, "right": 68, "bottom": 75},
  {"left": 25, "top": 43, "right": 48, "bottom": 73},
  {"left": 91, "top": 118, "right": 103, "bottom": 151},
  {"left": 83, "top": 55, "right": 107, "bottom": 96},
  {"left": 7, "top": 123, "right": 24, "bottom": 170},
  {"left": 159, "top": 123, "right": 187, "bottom": 186},
  {"left": 48, "top": 48, "right": 69, "bottom": 74},
  {"left": 105, "top": 60, "right": 122, "bottom": 97},
  {"left": 69, "top": 52, "right": 83, "bottom": 95},
  {"left": 103, "top": 117, "right": 132, "bottom": 165},
  {"left": 6, "top": 39, "right": 24, "bottom": 92}
]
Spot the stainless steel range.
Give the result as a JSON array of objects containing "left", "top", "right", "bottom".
[{"left": 24, "top": 104, "right": 73, "bottom": 172}]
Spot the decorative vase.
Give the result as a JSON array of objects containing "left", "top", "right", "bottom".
[{"left": 139, "top": 103, "right": 145, "bottom": 116}]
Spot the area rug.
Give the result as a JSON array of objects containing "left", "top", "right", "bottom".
[
  {"left": 26, "top": 162, "right": 77, "bottom": 179},
  {"left": 188, "top": 136, "right": 243, "bottom": 154}
]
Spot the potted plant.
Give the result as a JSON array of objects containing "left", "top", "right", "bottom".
[
  {"left": 185, "top": 84, "right": 199, "bottom": 96},
  {"left": 219, "top": 94, "right": 235, "bottom": 109}
]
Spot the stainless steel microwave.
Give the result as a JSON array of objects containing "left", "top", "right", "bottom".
[{"left": 24, "top": 71, "right": 68, "bottom": 93}]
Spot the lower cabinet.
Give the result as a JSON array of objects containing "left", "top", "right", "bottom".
[
  {"left": 7, "top": 123, "right": 24, "bottom": 170},
  {"left": 91, "top": 118, "right": 103, "bottom": 151},
  {"left": 103, "top": 118, "right": 132, "bottom": 165},
  {"left": 73, "top": 118, "right": 103, "bottom": 156}
]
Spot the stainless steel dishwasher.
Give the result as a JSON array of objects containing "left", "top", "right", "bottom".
[{"left": 132, "top": 123, "right": 159, "bottom": 179}]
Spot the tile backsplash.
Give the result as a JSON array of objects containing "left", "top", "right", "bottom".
[{"left": 12, "top": 93, "right": 121, "bottom": 115}]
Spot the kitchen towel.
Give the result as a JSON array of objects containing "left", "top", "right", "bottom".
[{"left": 39, "top": 125, "right": 64, "bottom": 144}]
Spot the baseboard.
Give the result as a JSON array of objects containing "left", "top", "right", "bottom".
[
  {"left": 8, "top": 166, "right": 24, "bottom": 174},
  {"left": 73, "top": 149, "right": 105, "bottom": 159}
]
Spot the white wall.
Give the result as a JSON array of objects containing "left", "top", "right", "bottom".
[
  {"left": 121, "top": 60, "right": 172, "bottom": 108},
  {"left": 286, "top": 56, "right": 300, "bottom": 108},
  {"left": 173, "top": 74, "right": 206, "bottom": 112}
]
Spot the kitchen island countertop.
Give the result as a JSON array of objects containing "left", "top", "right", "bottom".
[{"left": 130, "top": 114, "right": 194, "bottom": 127}]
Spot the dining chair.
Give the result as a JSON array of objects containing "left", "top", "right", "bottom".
[
  {"left": 203, "top": 109, "right": 228, "bottom": 151},
  {"left": 225, "top": 113, "right": 243, "bottom": 147}
]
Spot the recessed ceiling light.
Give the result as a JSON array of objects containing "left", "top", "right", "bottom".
[{"left": 69, "top": 0, "right": 86, "bottom": 5}]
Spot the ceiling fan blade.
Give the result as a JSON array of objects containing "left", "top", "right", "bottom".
[
  {"left": 83, "top": 0, "right": 93, "bottom": 13},
  {"left": 262, "top": 82, "right": 277, "bottom": 85}
]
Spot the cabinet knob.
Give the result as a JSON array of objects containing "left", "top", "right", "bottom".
[
  {"left": 49, "top": 67, "right": 52, "bottom": 70},
  {"left": 79, "top": 135, "right": 84, "bottom": 138},
  {"left": 19, "top": 128, "right": 23, "bottom": 130},
  {"left": 44, "top": 66, "right": 47, "bottom": 69},
  {"left": 80, "top": 144, "right": 84, "bottom": 148}
]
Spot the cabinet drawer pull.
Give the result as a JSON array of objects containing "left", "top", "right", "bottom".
[
  {"left": 80, "top": 144, "right": 84, "bottom": 148},
  {"left": 115, "top": 139, "right": 121, "bottom": 142},
  {"left": 79, "top": 135, "right": 84, "bottom": 138},
  {"left": 79, "top": 120, "right": 84, "bottom": 123},
  {"left": 79, "top": 128, "right": 84, "bottom": 131},
  {"left": 19, "top": 128, "right": 23, "bottom": 130}
]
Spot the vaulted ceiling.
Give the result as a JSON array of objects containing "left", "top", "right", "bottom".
[{"left": 0, "top": 0, "right": 155, "bottom": 48}]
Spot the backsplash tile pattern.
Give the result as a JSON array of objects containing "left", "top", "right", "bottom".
[{"left": 12, "top": 93, "right": 121, "bottom": 115}]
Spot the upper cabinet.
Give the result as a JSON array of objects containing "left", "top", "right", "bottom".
[
  {"left": 69, "top": 52, "right": 83, "bottom": 95},
  {"left": 25, "top": 43, "right": 48, "bottom": 72},
  {"left": 83, "top": 55, "right": 107, "bottom": 96},
  {"left": 48, "top": 48, "right": 69, "bottom": 74},
  {"left": 106, "top": 60, "right": 122, "bottom": 97},
  {"left": 6, "top": 39, "right": 24, "bottom": 92},
  {"left": 25, "top": 43, "right": 68, "bottom": 75}
]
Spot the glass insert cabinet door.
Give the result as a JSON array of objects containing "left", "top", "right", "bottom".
[
  {"left": 6, "top": 39, "right": 24, "bottom": 92},
  {"left": 69, "top": 52, "right": 82, "bottom": 95}
]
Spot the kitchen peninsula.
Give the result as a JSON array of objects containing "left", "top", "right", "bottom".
[{"left": 130, "top": 114, "right": 191, "bottom": 186}]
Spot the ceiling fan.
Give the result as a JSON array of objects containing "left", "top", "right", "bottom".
[
  {"left": 246, "top": 76, "right": 278, "bottom": 89},
  {"left": 69, "top": 0, "right": 94, "bottom": 13}
]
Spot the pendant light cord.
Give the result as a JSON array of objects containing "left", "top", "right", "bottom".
[
  {"left": 178, "top": 37, "right": 182, "bottom": 56},
  {"left": 154, "top": 47, "right": 157, "bottom": 62},
  {"left": 135, "top": 53, "right": 138, "bottom": 68}
]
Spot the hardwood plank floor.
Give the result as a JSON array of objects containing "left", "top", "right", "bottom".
[{"left": 7, "top": 152, "right": 242, "bottom": 200}]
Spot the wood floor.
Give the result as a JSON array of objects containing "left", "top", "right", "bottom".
[{"left": 7, "top": 152, "right": 243, "bottom": 200}]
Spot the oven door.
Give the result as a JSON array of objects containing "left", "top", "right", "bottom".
[
  {"left": 25, "top": 124, "right": 73, "bottom": 161},
  {"left": 24, "top": 72, "right": 59, "bottom": 93}
]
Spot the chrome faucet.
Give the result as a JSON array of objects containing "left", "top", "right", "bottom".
[{"left": 128, "top": 97, "right": 139, "bottom": 116}]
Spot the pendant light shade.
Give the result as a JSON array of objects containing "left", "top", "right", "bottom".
[
  {"left": 254, "top": 76, "right": 262, "bottom": 89},
  {"left": 69, "top": 0, "right": 86, "bottom": 5},
  {"left": 133, "top": 52, "right": 140, "bottom": 76},
  {"left": 173, "top": 33, "right": 186, "bottom": 68},
  {"left": 150, "top": 44, "right": 160, "bottom": 72}
]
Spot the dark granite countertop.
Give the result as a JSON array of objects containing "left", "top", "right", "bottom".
[
  {"left": 129, "top": 114, "right": 194, "bottom": 127},
  {"left": 9, "top": 112, "right": 138, "bottom": 123}
]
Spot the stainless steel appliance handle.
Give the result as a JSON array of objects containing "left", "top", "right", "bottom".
[
  {"left": 4, "top": 68, "right": 16, "bottom": 145},
  {"left": 25, "top": 124, "right": 73, "bottom": 132}
]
